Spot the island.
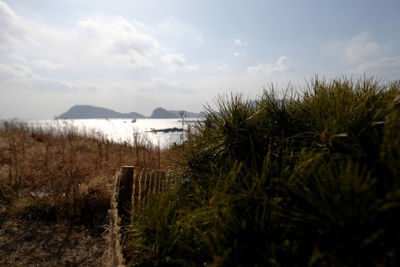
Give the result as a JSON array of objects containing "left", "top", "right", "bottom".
[{"left": 58, "top": 105, "right": 203, "bottom": 119}]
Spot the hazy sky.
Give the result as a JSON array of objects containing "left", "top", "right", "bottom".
[{"left": 1, "top": 0, "right": 399, "bottom": 119}]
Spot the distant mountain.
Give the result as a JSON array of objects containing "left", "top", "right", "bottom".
[
  {"left": 150, "top": 107, "right": 204, "bottom": 119},
  {"left": 58, "top": 105, "right": 145, "bottom": 119},
  {"left": 150, "top": 107, "right": 177, "bottom": 119},
  {"left": 58, "top": 105, "right": 203, "bottom": 119},
  {"left": 167, "top": 110, "right": 204, "bottom": 118}
]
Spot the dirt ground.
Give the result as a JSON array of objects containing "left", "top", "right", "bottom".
[{"left": 0, "top": 202, "right": 107, "bottom": 267}]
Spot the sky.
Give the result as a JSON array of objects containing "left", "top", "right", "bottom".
[{"left": 0, "top": 0, "right": 399, "bottom": 119}]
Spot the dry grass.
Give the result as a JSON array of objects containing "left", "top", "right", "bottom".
[{"left": 0, "top": 120, "right": 181, "bottom": 266}]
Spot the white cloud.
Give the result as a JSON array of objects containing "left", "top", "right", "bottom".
[
  {"left": 0, "top": 1, "right": 165, "bottom": 70},
  {"left": 234, "top": 39, "right": 243, "bottom": 46},
  {"left": 0, "top": 63, "right": 97, "bottom": 92},
  {"left": 77, "top": 17, "right": 162, "bottom": 68},
  {"left": 234, "top": 50, "right": 247, "bottom": 58},
  {"left": 233, "top": 38, "right": 248, "bottom": 58},
  {"left": 321, "top": 32, "right": 389, "bottom": 64},
  {"left": 157, "top": 17, "right": 204, "bottom": 44},
  {"left": 234, "top": 38, "right": 248, "bottom": 46},
  {"left": 161, "top": 53, "right": 198, "bottom": 72},
  {"left": 32, "top": 59, "right": 63, "bottom": 70},
  {"left": 216, "top": 64, "right": 232, "bottom": 73},
  {"left": 9, "top": 54, "right": 27, "bottom": 63},
  {"left": 0, "top": 1, "right": 35, "bottom": 50},
  {"left": 321, "top": 32, "right": 400, "bottom": 78},
  {"left": 247, "top": 56, "right": 293, "bottom": 75},
  {"left": 354, "top": 56, "right": 400, "bottom": 77}
]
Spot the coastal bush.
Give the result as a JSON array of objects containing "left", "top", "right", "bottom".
[{"left": 124, "top": 77, "right": 400, "bottom": 266}]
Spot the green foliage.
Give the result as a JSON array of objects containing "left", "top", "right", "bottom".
[{"left": 125, "top": 77, "right": 400, "bottom": 266}]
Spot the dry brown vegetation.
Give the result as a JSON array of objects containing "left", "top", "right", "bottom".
[{"left": 0, "top": 120, "right": 180, "bottom": 266}]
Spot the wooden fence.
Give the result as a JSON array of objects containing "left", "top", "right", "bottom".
[{"left": 107, "top": 166, "right": 171, "bottom": 267}]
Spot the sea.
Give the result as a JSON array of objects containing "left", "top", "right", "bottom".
[{"left": 25, "top": 118, "right": 201, "bottom": 149}]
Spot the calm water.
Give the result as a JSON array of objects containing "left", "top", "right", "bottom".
[{"left": 27, "top": 118, "right": 200, "bottom": 149}]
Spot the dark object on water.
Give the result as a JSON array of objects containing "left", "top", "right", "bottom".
[{"left": 147, "top": 127, "right": 183, "bottom": 133}]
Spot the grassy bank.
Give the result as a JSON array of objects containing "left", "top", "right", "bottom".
[
  {"left": 124, "top": 77, "right": 400, "bottom": 266},
  {"left": 0, "top": 121, "right": 177, "bottom": 265}
]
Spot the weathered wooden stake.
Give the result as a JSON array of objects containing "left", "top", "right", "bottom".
[
  {"left": 155, "top": 171, "right": 160, "bottom": 193},
  {"left": 138, "top": 168, "right": 145, "bottom": 206},
  {"left": 152, "top": 170, "right": 156, "bottom": 194},
  {"left": 117, "top": 166, "right": 134, "bottom": 225},
  {"left": 132, "top": 167, "right": 140, "bottom": 212}
]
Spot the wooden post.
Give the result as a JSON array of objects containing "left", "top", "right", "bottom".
[
  {"left": 148, "top": 170, "right": 154, "bottom": 194},
  {"left": 155, "top": 171, "right": 160, "bottom": 193},
  {"left": 152, "top": 170, "right": 156, "bottom": 194},
  {"left": 144, "top": 169, "right": 150, "bottom": 204},
  {"left": 152, "top": 170, "right": 157, "bottom": 193},
  {"left": 160, "top": 172, "right": 164, "bottom": 192},
  {"left": 161, "top": 170, "right": 166, "bottom": 191},
  {"left": 138, "top": 168, "right": 145, "bottom": 206},
  {"left": 132, "top": 167, "right": 140, "bottom": 212},
  {"left": 117, "top": 166, "right": 134, "bottom": 225}
]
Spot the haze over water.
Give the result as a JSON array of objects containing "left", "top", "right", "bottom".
[{"left": 27, "top": 118, "right": 196, "bottom": 149}]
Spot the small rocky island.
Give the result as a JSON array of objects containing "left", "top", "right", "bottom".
[{"left": 58, "top": 105, "right": 203, "bottom": 119}]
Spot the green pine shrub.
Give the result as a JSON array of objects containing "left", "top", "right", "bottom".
[{"left": 124, "top": 77, "right": 400, "bottom": 266}]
